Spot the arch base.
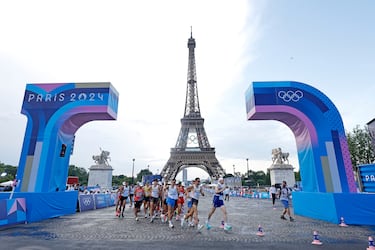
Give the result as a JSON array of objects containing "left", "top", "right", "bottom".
[{"left": 293, "top": 192, "right": 375, "bottom": 225}]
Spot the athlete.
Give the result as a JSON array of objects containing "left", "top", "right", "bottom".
[
  {"left": 160, "top": 182, "right": 168, "bottom": 223},
  {"left": 166, "top": 179, "right": 178, "bottom": 228},
  {"left": 181, "top": 180, "right": 194, "bottom": 227},
  {"left": 133, "top": 183, "right": 144, "bottom": 221},
  {"left": 176, "top": 182, "right": 185, "bottom": 221},
  {"left": 182, "top": 177, "right": 205, "bottom": 230},
  {"left": 279, "top": 180, "right": 294, "bottom": 222},
  {"left": 143, "top": 182, "right": 151, "bottom": 218},
  {"left": 129, "top": 184, "right": 135, "bottom": 207},
  {"left": 119, "top": 182, "right": 130, "bottom": 218},
  {"left": 115, "top": 184, "right": 124, "bottom": 216},
  {"left": 149, "top": 179, "right": 161, "bottom": 223},
  {"left": 205, "top": 177, "right": 232, "bottom": 231}
]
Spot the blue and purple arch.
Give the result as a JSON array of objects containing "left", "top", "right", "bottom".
[
  {"left": 246, "top": 81, "right": 356, "bottom": 193},
  {"left": 16, "top": 82, "right": 119, "bottom": 193}
]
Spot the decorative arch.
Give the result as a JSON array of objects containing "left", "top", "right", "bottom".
[
  {"left": 245, "top": 81, "right": 375, "bottom": 225},
  {"left": 16, "top": 82, "right": 119, "bottom": 193},
  {"left": 246, "top": 81, "right": 356, "bottom": 193}
]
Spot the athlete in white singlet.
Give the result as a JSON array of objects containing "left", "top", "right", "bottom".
[
  {"left": 166, "top": 179, "right": 178, "bottom": 228},
  {"left": 119, "top": 183, "right": 130, "bottom": 218},
  {"left": 149, "top": 179, "right": 161, "bottom": 223},
  {"left": 183, "top": 177, "right": 204, "bottom": 230}
]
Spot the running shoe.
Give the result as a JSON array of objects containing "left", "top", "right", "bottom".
[
  {"left": 169, "top": 221, "right": 174, "bottom": 228},
  {"left": 197, "top": 224, "right": 204, "bottom": 231},
  {"left": 135, "top": 217, "right": 139, "bottom": 221},
  {"left": 205, "top": 221, "right": 212, "bottom": 230},
  {"left": 280, "top": 215, "right": 287, "bottom": 220},
  {"left": 290, "top": 217, "right": 294, "bottom": 222},
  {"left": 224, "top": 224, "right": 232, "bottom": 231}
]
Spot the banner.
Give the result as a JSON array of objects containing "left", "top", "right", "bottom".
[
  {"left": 79, "top": 194, "right": 95, "bottom": 212},
  {"left": 109, "top": 193, "right": 117, "bottom": 206},
  {"left": 358, "top": 164, "right": 375, "bottom": 193},
  {"left": 94, "top": 194, "right": 107, "bottom": 209}
]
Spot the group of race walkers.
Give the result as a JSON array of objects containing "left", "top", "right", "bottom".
[{"left": 114, "top": 177, "right": 232, "bottom": 231}]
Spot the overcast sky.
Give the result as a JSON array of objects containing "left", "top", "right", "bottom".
[{"left": 0, "top": 0, "right": 374, "bottom": 180}]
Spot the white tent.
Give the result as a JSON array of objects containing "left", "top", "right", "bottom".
[{"left": 0, "top": 180, "right": 14, "bottom": 186}]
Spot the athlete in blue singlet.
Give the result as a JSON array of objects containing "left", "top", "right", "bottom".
[{"left": 205, "top": 177, "right": 232, "bottom": 231}]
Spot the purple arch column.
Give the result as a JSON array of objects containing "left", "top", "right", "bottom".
[
  {"left": 246, "top": 81, "right": 356, "bottom": 193},
  {"left": 245, "top": 81, "right": 375, "bottom": 225}
]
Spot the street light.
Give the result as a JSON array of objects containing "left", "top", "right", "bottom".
[
  {"left": 246, "top": 158, "right": 249, "bottom": 178},
  {"left": 233, "top": 164, "right": 235, "bottom": 176},
  {"left": 132, "top": 158, "right": 135, "bottom": 184}
]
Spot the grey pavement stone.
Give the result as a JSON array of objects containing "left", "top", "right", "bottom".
[{"left": 0, "top": 194, "right": 374, "bottom": 250}]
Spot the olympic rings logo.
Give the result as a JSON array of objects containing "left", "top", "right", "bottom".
[
  {"left": 278, "top": 90, "right": 303, "bottom": 102},
  {"left": 83, "top": 197, "right": 92, "bottom": 206},
  {"left": 188, "top": 135, "right": 198, "bottom": 143}
]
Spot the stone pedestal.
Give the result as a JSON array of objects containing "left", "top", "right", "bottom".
[
  {"left": 268, "top": 164, "right": 295, "bottom": 187},
  {"left": 87, "top": 164, "right": 113, "bottom": 189}
]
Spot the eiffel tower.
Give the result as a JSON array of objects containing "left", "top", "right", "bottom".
[{"left": 160, "top": 31, "right": 226, "bottom": 181}]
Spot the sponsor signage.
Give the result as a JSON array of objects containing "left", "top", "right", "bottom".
[
  {"left": 358, "top": 164, "right": 375, "bottom": 193},
  {"left": 94, "top": 194, "right": 107, "bottom": 209}
]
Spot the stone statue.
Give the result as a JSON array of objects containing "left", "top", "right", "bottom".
[
  {"left": 272, "top": 147, "right": 289, "bottom": 164},
  {"left": 92, "top": 148, "right": 111, "bottom": 166}
]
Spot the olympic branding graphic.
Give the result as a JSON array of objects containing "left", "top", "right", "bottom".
[
  {"left": 278, "top": 90, "right": 304, "bottom": 102},
  {"left": 189, "top": 135, "right": 198, "bottom": 144},
  {"left": 83, "top": 197, "right": 92, "bottom": 206}
]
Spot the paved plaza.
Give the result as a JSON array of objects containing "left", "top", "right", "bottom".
[{"left": 1, "top": 194, "right": 374, "bottom": 250}]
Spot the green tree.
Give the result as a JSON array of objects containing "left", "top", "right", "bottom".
[
  {"left": 0, "top": 162, "right": 17, "bottom": 181},
  {"left": 294, "top": 170, "right": 301, "bottom": 182},
  {"left": 112, "top": 174, "right": 132, "bottom": 186},
  {"left": 347, "top": 125, "right": 375, "bottom": 167},
  {"left": 243, "top": 170, "right": 268, "bottom": 187}
]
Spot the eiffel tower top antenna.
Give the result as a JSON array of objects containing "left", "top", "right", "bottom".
[{"left": 185, "top": 26, "right": 200, "bottom": 118}]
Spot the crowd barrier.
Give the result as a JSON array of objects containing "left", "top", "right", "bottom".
[
  {"left": 78, "top": 193, "right": 116, "bottom": 212},
  {"left": 79, "top": 190, "right": 270, "bottom": 213},
  {"left": 204, "top": 188, "right": 270, "bottom": 199}
]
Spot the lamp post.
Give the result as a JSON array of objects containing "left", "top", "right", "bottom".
[
  {"left": 246, "top": 158, "right": 249, "bottom": 178},
  {"left": 233, "top": 164, "right": 235, "bottom": 176},
  {"left": 132, "top": 158, "right": 135, "bottom": 184}
]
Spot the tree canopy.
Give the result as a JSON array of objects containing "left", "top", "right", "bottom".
[{"left": 346, "top": 125, "right": 375, "bottom": 167}]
